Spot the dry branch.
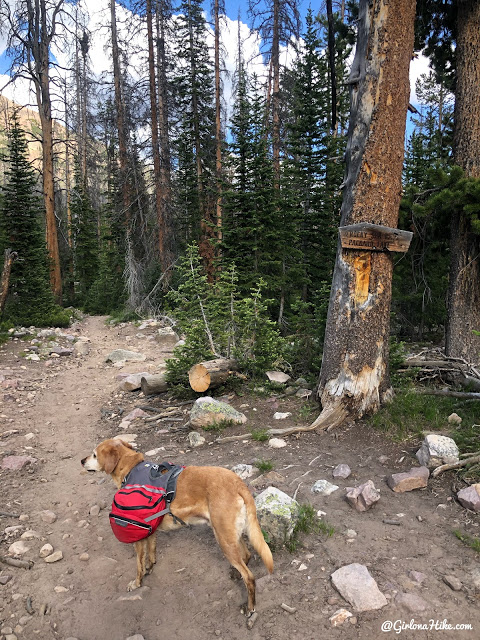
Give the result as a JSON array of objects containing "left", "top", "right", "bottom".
[
  {"left": 0, "top": 556, "right": 33, "bottom": 569},
  {"left": 432, "top": 453, "right": 480, "bottom": 477}
]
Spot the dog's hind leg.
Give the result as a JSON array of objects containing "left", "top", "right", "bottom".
[
  {"left": 127, "top": 540, "right": 147, "bottom": 591},
  {"left": 146, "top": 534, "right": 157, "bottom": 575}
]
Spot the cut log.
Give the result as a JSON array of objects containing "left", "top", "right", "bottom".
[
  {"left": 188, "top": 358, "right": 238, "bottom": 392},
  {"left": 140, "top": 373, "right": 168, "bottom": 395}
]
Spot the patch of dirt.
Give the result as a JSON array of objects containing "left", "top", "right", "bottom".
[{"left": 0, "top": 316, "right": 479, "bottom": 640}]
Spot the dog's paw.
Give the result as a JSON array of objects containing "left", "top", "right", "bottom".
[{"left": 126, "top": 579, "right": 140, "bottom": 592}]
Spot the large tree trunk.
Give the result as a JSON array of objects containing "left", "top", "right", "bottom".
[
  {"left": 311, "top": 0, "right": 416, "bottom": 430},
  {"left": 155, "top": 0, "right": 173, "bottom": 280},
  {"left": 445, "top": 0, "right": 480, "bottom": 363},
  {"left": 214, "top": 0, "right": 223, "bottom": 248}
]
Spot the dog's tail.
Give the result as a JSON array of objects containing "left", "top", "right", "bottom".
[{"left": 241, "top": 486, "right": 274, "bottom": 573}]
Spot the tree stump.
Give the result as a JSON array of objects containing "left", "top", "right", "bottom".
[
  {"left": 188, "top": 358, "right": 238, "bottom": 392},
  {"left": 140, "top": 373, "right": 168, "bottom": 395}
]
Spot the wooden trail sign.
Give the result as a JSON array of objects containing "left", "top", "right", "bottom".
[{"left": 339, "top": 223, "right": 413, "bottom": 252}]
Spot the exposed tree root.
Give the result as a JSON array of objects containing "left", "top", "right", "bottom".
[
  {"left": 432, "top": 453, "right": 480, "bottom": 478},
  {"left": 215, "top": 402, "right": 348, "bottom": 444}
]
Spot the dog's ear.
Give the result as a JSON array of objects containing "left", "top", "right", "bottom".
[
  {"left": 117, "top": 439, "right": 135, "bottom": 450},
  {"left": 101, "top": 444, "right": 120, "bottom": 474}
]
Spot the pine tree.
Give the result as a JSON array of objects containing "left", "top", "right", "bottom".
[
  {"left": 0, "top": 114, "right": 68, "bottom": 326},
  {"left": 172, "top": 0, "right": 217, "bottom": 273},
  {"left": 70, "top": 162, "right": 99, "bottom": 307}
]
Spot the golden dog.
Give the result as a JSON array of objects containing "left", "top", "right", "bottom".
[{"left": 81, "top": 438, "right": 273, "bottom": 617}]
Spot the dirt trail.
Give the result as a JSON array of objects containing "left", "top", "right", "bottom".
[{"left": 1, "top": 316, "right": 480, "bottom": 640}]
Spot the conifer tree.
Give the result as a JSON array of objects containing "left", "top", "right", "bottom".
[{"left": 0, "top": 114, "right": 68, "bottom": 326}]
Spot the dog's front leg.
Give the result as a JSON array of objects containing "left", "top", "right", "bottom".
[
  {"left": 127, "top": 540, "right": 147, "bottom": 591},
  {"left": 145, "top": 534, "right": 157, "bottom": 575}
]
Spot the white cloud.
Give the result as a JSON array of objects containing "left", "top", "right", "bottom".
[{"left": 409, "top": 53, "right": 432, "bottom": 104}]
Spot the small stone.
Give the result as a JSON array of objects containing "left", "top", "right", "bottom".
[
  {"left": 0, "top": 575, "right": 12, "bottom": 585},
  {"left": 443, "top": 575, "right": 462, "bottom": 591},
  {"left": 332, "top": 464, "right": 351, "bottom": 479},
  {"left": 311, "top": 479, "right": 339, "bottom": 496},
  {"left": 1, "top": 455, "right": 37, "bottom": 470},
  {"left": 408, "top": 570, "right": 426, "bottom": 584},
  {"left": 89, "top": 505, "right": 101, "bottom": 517},
  {"left": 269, "top": 437, "right": 287, "bottom": 448},
  {"left": 79, "top": 553, "right": 89, "bottom": 561},
  {"left": 54, "top": 586, "right": 69, "bottom": 593},
  {"left": 44, "top": 550, "right": 63, "bottom": 563},
  {"left": 8, "top": 541, "right": 30, "bottom": 556},
  {"left": 1, "top": 627, "right": 13, "bottom": 635},
  {"left": 378, "top": 455, "right": 389, "bottom": 465},
  {"left": 266, "top": 371, "right": 291, "bottom": 384},
  {"left": 39, "top": 510, "right": 57, "bottom": 524},
  {"left": 329, "top": 608, "right": 353, "bottom": 627},
  {"left": 298, "top": 563, "right": 308, "bottom": 571},
  {"left": 345, "top": 529, "right": 357, "bottom": 539},
  {"left": 457, "top": 484, "right": 480, "bottom": 512},
  {"left": 273, "top": 413, "right": 291, "bottom": 421},
  {"left": 188, "top": 431, "right": 206, "bottom": 448},
  {"left": 126, "top": 635, "right": 146, "bottom": 640},
  {"left": 331, "top": 563, "right": 388, "bottom": 612},
  {"left": 387, "top": 467, "right": 429, "bottom": 493},
  {"left": 346, "top": 480, "right": 380, "bottom": 512},
  {"left": 21, "top": 530, "right": 40, "bottom": 541},
  {"left": 40, "top": 544, "right": 54, "bottom": 558},
  {"left": 395, "top": 592, "right": 428, "bottom": 613},
  {"left": 232, "top": 464, "right": 254, "bottom": 479},
  {"left": 447, "top": 413, "right": 462, "bottom": 425}
]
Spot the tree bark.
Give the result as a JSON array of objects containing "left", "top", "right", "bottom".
[
  {"left": 188, "top": 358, "right": 238, "bottom": 392},
  {"left": 312, "top": 0, "right": 416, "bottom": 428},
  {"left": 0, "top": 249, "right": 18, "bottom": 315},
  {"left": 214, "top": 0, "right": 223, "bottom": 248},
  {"left": 445, "top": 0, "right": 480, "bottom": 363},
  {"left": 140, "top": 373, "right": 169, "bottom": 395}
]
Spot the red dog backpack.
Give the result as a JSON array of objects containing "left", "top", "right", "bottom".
[{"left": 109, "top": 461, "right": 183, "bottom": 544}]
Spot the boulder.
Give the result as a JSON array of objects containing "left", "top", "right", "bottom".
[
  {"left": 387, "top": 466, "right": 429, "bottom": 493},
  {"left": 332, "top": 464, "right": 351, "bottom": 479},
  {"left": 416, "top": 434, "right": 459, "bottom": 468},
  {"left": 331, "top": 563, "right": 388, "bottom": 612},
  {"left": 266, "top": 371, "right": 291, "bottom": 384},
  {"left": 119, "top": 373, "right": 150, "bottom": 392},
  {"left": 255, "top": 487, "right": 300, "bottom": 546},
  {"left": 1, "top": 456, "right": 37, "bottom": 471},
  {"left": 190, "top": 396, "right": 247, "bottom": 429}
]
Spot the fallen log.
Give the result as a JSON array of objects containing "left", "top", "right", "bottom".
[
  {"left": 0, "top": 556, "right": 33, "bottom": 569},
  {"left": 189, "top": 358, "right": 238, "bottom": 393},
  {"left": 140, "top": 373, "right": 168, "bottom": 396}
]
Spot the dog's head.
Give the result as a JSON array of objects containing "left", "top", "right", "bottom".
[{"left": 81, "top": 438, "right": 142, "bottom": 481}]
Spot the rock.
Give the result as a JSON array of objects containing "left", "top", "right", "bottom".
[
  {"left": 387, "top": 466, "right": 429, "bottom": 493},
  {"left": 273, "top": 412, "right": 291, "bottom": 420},
  {"left": 395, "top": 592, "right": 428, "bottom": 612},
  {"left": 39, "top": 510, "right": 57, "bottom": 524},
  {"left": 266, "top": 371, "right": 291, "bottom": 384},
  {"left": 74, "top": 340, "right": 90, "bottom": 356},
  {"left": 156, "top": 327, "right": 179, "bottom": 350},
  {"left": 79, "top": 553, "right": 90, "bottom": 561},
  {"left": 232, "top": 464, "right": 254, "bottom": 480},
  {"left": 123, "top": 408, "right": 149, "bottom": 422},
  {"left": 448, "top": 412, "right": 462, "bottom": 425},
  {"left": 295, "top": 388, "right": 312, "bottom": 399},
  {"left": 126, "top": 636, "right": 146, "bottom": 640},
  {"left": 345, "top": 480, "right": 380, "bottom": 512},
  {"left": 40, "top": 544, "right": 54, "bottom": 558},
  {"left": 255, "top": 487, "right": 300, "bottom": 546},
  {"left": 311, "top": 480, "right": 339, "bottom": 496},
  {"left": 8, "top": 541, "right": 30, "bottom": 556},
  {"left": 44, "top": 550, "right": 63, "bottom": 563},
  {"left": 408, "top": 570, "right": 426, "bottom": 584},
  {"left": 294, "top": 377, "right": 310, "bottom": 388},
  {"left": 457, "top": 484, "right": 480, "bottom": 511},
  {"left": 443, "top": 575, "right": 462, "bottom": 591},
  {"left": 119, "top": 373, "right": 150, "bottom": 392},
  {"left": 345, "top": 529, "right": 357, "bottom": 539},
  {"left": 145, "top": 447, "right": 166, "bottom": 457},
  {"left": 25, "top": 354, "right": 41, "bottom": 361},
  {"left": 269, "top": 437, "right": 287, "bottom": 448},
  {"left": 190, "top": 396, "right": 247, "bottom": 428},
  {"left": 331, "top": 564, "right": 388, "bottom": 612},
  {"left": 5, "top": 525, "right": 23, "bottom": 537},
  {"left": 329, "top": 609, "right": 353, "bottom": 627},
  {"left": 416, "top": 434, "right": 459, "bottom": 468},
  {"left": 332, "top": 464, "right": 351, "bottom": 479},
  {"left": 378, "top": 455, "right": 389, "bottom": 465},
  {"left": 90, "top": 505, "right": 101, "bottom": 517},
  {"left": 49, "top": 347, "right": 73, "bottom": 356},
  {"left": 470, "top": 567, "right": 480, "bottom": 590},
  {"left": 0, "top": 575, "right": 12, "bottom": 585},
  {"left": 1, "top": 456, "right": 37, "bottom": 470},
  {"left": 188, "top": 431, "right": 206, "bottom": 448},
  {"left": 105, "top": 349, "right": 147, "bottom": 364},
  {"left": 54, "top": 586, "right": 69, "bottom": 593}
]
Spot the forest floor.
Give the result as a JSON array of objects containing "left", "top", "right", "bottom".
[{"left": 0, "top": 315, "right": 479, "bottom": 640}]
